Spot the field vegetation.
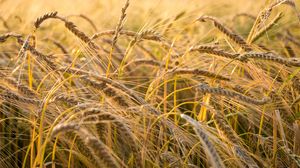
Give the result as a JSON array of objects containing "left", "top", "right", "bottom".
[{"left": 0, "top": 0, "right": 300, "bottom": 167}]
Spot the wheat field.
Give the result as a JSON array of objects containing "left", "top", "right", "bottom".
[{"left": 0, "top": 0, "right": 300, "bottom": 167}]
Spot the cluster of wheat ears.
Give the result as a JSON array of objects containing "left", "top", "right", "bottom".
[{"left": 1, "top": 0, "right": 300, "bottom": 167}]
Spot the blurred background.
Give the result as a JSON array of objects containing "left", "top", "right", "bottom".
[{"left": 0, "top": 0, "right": 266, "bottom": 32}]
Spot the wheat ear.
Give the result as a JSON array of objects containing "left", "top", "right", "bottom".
[
  {"left": 34, "top": 11, "right": 58, "bottom": 29},
  {"left": 238, "top": 52, "right": 300, "bottom": 66},
  {"left": 17, "top": 38, "right": 58, "bottom": 70},
  {"left": 197, "top": 16, "right": 252, "bottom": 51},
  {"left": 198, "top": 83, "right": 270, "bottom": 105},
  {"left": 111, "top": 0, "right": 130, "bottom": 48},
  {"left": 59, "top": 67, "right": 160, "bottom": 114},
  {"left": 0, "top": 85, "right": 40, "bottom": 105},
  {"left": 188, "top": 45, "right": 240, "bottom": 59},
  {"left": 51, "top": 124, "right": 120, "bottom": 168},
  {"left": 0, "top": 32, "right": 22, "bottom": 43},
  {"left": 82, "top": 111, "right": 139, "bottom": 158},
  {"left": 168, "top": 68, "right": 230, "bottom": 81},
  {"left": 211, "top": 109, "right": 259, "bottom": 168},
  {"left": 67, "top": 14, "right": 98, "bottom": 31},
  {"left": 180, "top": 114, "right": 226, "bottom": 168},
  {"left": 34, "top": 12, "right": 99, "bottom": 49}
]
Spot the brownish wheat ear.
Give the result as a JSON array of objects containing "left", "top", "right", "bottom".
[
  {"left": 168, "top": 68, "right": 230, "bottom": 81},
  {"left": 58, "top": 17, "right": 99, "bottom": 50},
  {"left": 1, "top": 76, "right": 37, "bottom": 97},
  {"left": 34, "top": 11, "right": 58, "bottom": 29},
  {"left": 17, "top": 38, "right": 58, "bottom": 70},
  {"left": 59, "top": 67, "right": 161, "bottom": 114},
  {"left": 122, "top": 59, "right": 166, "bottom": 70},
  {"left": 82, "top": 111, "right": 139, "bottom": 159},
  {"left": 67, "top": 14, "right": 98, "bottom": 31},
  {"left": 188, "top": 45, "right": 240, "bottom": 60},
  {"left": 33, "top": 12, "right": 99, "bottom": 49},
  {"left": 51, "top": 94, "right": 82, "bottom": 106},
  {"left": 238, "top": 52, "right": 300, "bottom": 66},
  {"left": 91, "top": 29, "right": 166, "bottom": 47},
  {"left": 0, "top": 85, "right": 40, "bottom": 105},
  {"left": 198, "top": 83, "right": 270, "bottom": 105},
  {"left": 197, "top": 15, "right": 252, "bottom": 51},
  {"left": 0, "top": 32, "right": 22, "bottom": 42}
]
